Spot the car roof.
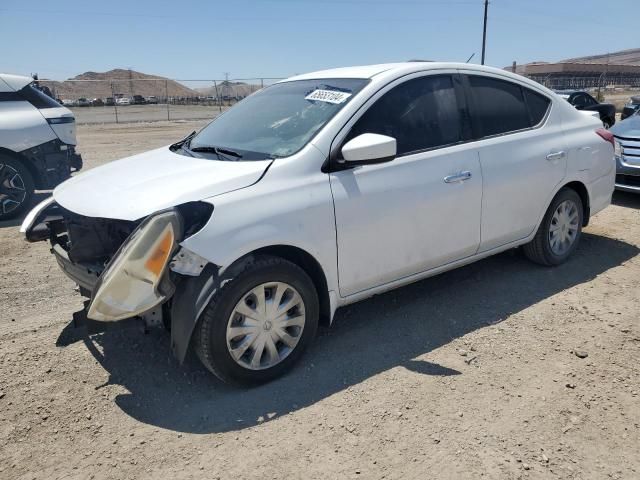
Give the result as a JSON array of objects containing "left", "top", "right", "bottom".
[
  {"left": 0, "top": 73, "right": 33, "bottom": 92},
  {"left": 283, "top": 62, "right": 534, "bottom": 82}
]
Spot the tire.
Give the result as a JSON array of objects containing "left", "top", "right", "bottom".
[
  {"left": 193, "top": 255, "right": 319, "bottom": 385},
  {"left": 0, "top": 155, "right": 35, "bottom": 221},
  {"left": 523, "top": 188, "right": 584, "bottom": 266}
]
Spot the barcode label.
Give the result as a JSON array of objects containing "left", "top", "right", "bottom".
[{"left": 305, "top": 89, "right": 352, "bottom": 104}]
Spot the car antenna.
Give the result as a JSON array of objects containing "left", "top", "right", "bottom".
[{"left": 466, "top": 53, "right": 476, "bottom": 63}]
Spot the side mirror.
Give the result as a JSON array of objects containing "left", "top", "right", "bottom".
[{"left": 340, "top": 133, "right": 396, "bottom": 165}]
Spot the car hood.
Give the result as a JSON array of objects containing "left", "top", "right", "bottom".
[
  {"left": 611, "top": 115, "right": 640, "bottom": 139},
  {"left": 54, "top": 146, "right": 273, "bottom": 220}
]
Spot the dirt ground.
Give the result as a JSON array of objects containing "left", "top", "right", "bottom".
[
  {"left": 1, "top": 121, "right": 639, "bottom": 480},
  {"left": 69, "top": 105, "right": 229, "bottom": 125}
]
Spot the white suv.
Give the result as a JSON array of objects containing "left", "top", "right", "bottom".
[
  {"left": 0, "top": 74, "right": 82, "bottom": 220},
  {"left": 22, "top": 63, "right": 615, "bottom": 384}
]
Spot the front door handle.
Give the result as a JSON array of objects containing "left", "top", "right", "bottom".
[
  {"left": 546, "top": 151, "right": 566, "bottom": 161},
  {"left": 444, "top": 171, "right": 472, "bottom": 183}
]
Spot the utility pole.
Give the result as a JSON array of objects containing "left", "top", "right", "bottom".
[
  {"left": 128, "top": 67, "right": 134, "bottom": 98},
  {"left": 481, "top": 0, "right": 489, "bottom": 65}
]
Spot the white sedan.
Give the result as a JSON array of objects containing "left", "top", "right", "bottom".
[{"left": 22, "top": 62, "right": 615, "bottom": 384}]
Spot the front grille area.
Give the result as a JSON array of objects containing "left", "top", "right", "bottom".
[
  {"left": 617, "top": 136, "right": 640, "bottom": 163},
  {"left": 616, "top": 174, "right": 640, "bottom": 188},
  {"left": 53, "top": 208, "right": 138, "bottom": 265}
]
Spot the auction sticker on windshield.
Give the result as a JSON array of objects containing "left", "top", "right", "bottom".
[{"left": 305, "top": 89, "right": 352, "bottom": 104}]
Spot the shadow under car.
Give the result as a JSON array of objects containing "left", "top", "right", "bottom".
[{"left": 56, "top": 232, "right": 638, "bottom": 434}]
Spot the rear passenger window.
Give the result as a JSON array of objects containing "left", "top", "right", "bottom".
[
  {"left": 345, "top": 75, "right": 462, "bottom": 156},
  {"left": 467, "top": 76, "right": 530, "bottom": 137},
  {"left": 523, "top": 88, "right": 550, "bottom": 125},
  {"left": 18, "top": 84, "right": 61, "bottom": 109}
]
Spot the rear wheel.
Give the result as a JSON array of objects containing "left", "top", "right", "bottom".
[
  {"left": 0, "top": 156, "right": 34, "bottom": 221},
  {"left": 194, "top": 255, "right": 319, "bottom": 385},
  {"left": 523, "top": 188, "right": 583, "bottom": 266}
]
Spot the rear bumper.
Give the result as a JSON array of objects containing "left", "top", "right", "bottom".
[{"left": 19, "top": 139, "right": 82, "bottom": 189}]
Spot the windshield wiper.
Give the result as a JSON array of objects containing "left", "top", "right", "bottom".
[
  {"left": 169, "top": 131, "right": 197, "bottom": 152},
  {"left": 189, "top": 146, "right": 243, "bottom": 161}
]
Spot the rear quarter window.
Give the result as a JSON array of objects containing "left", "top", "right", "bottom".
[
  {"left": 523, "top": 88, "right": 551, "bottom": 126},
  {"left": 18, "top": 84, "right": 61, "bottom": 109}
]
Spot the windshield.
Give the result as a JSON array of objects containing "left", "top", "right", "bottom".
[{"left": 188, "top": 78, "right": 369, "bottom": 160}]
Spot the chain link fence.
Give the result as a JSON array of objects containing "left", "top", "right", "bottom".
[
  {"left": 38, "top": 74, "right": 640, "bottom": 124},
  {"left": 39, "top": 77, "right": 284, "bottom": 124}
]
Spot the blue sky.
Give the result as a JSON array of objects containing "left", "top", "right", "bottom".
[{"left": 1, "top": 0, "right": 637, "bottom": 81}]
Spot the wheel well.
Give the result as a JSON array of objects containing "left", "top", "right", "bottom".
[
  {"left": 250, "top": 245, "right": 331, "bottom": 326},
  {"left": 0, "top": 147, "right": 44, "bottom": 189},
  {"left": 562, "top": 181, "right": 590, "bottom": 226}
]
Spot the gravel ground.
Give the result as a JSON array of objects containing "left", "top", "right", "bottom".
[{"left": 1, "top": 121, "right": 639, "bottom": 480}]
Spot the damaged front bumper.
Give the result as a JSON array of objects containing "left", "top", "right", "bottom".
[
  {"left": 52, "top": 242, "right": 102, "bottom": 292},
  {"left": 22, "top": 199, "right": 182, "bottom": 320},
  {"left": 21, "top": 198, "right": 216, "bottom": 361}
]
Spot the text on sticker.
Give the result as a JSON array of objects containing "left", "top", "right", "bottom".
[{"left": 305, "top": 89, "right": 352, "bottom": 104}]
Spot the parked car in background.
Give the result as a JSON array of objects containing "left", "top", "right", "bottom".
[
  {"left": 90, "top": 98, "right": 104, "bottom": 107},
  {"left": 610, "top": 114, "right": 640, "bottom": 193},
  {"left": 76, "top": 98, "right": 90, "bottom": 107},
  {"left": 0, "top": 73, "right": 82, "bottom": 220},
  {"left": 105, "top": 97, "right": 115, "bottom": 106},
  {"left": 556, "top": 90, "right": 616, "bottom": 128},
  {"left": 132, "top": 95, "right": 146, "bottom": 105},
  {"left": 145, "top": 95, "right": 158, "bottom": 104},
  {"left": 115, "top": 97, "right": 131, "bottom": 105},
  {"left": 22, "top": 63, "right": 614, "bottom": 384},
  {"left": 621, "top": 95, "right": 640, "bottom": 120},
  {"left": 61, "top": 99, "right": 75, "bottom": 107}
]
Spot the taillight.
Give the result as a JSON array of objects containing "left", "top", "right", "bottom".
[{"left": 595, "top": 128, "right": 615, "bottom": 147}]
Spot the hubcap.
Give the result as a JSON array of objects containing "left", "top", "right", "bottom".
[
  {"left": 226, "top": 282, "right": 306, "bottom": 370},
  {"left": 0, "top": 163, "right": 26, "bottom": 215},
  {"left": 549, "top": 200, "right": 579, "bottom": 256}
]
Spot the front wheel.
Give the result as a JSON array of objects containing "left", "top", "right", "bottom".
[
  {"left": 0, "top": 156, "right": 35, "bottom": 221},
  {"left": 523, "top": 188, "right": 584, "bottom": 266},
  {"left": 193, "top": 255, "right": 319, "bottom": 385}
]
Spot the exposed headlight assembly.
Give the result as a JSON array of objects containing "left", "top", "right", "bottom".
[{"left": 87, "top": 210, "right": 182, "bottom": 322}]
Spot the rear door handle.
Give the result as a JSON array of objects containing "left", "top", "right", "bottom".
[
  {"left": 444, "top": 171, "right": 472, "bottom": 183},
  {"left": 546, "top": 151, "right": 566, "bottom": 161}
]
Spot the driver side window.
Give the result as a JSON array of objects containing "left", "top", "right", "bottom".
[{"left": 345, "top": 75, "right": 463, "bottom": 156}]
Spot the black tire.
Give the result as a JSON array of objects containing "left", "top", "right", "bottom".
[
  {"left": 193, "top": 255, "right": 319, "bottom": 385},
  {"left": 523, "top": 188, "right": 584, "bottom": 266},
  {"left": 0, "top": 155, "right": 35, "bottom": 221}
]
